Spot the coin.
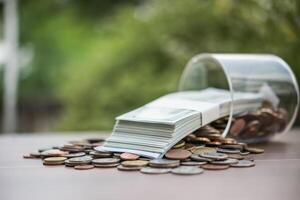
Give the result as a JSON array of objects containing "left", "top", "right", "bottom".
[
  {"left": 228, "top": 153, "right": 244, "bottom": 160},
  {"left": 173, "top": 140, "right": 186, "bottom": 149},
  {"left": 165, "top": 149, "right": 191, "bottom": 160},
  {"left": 74, "top": 165, "right": 95, "bottom": 170},
  {"left": 30, "top": 152, "right": 42, "bottom": 158},
  {"left": 210, "top": 158, "right": 239, "bottom": 165},
  {"left": 244, "top": 146, "right": 264, "bottom": 154},
  {"left": 222, "top": 138, "right": 237, "bottom": 145},
  {"left": 193, "top": 137, "right": 211, "bottom": 143},
  {"left": 190, "top": 147, "right": 216, "bottom": 155},
  {"left": 43, "top": 157, "right": 67, "bottom": 165},
  {"left": 230, "top": 160, "right": 255, "bottom": 168},
  {"left": 41, "top": 149, "right": 68, "bottom": 157},
  {"left": 117, "top": 165, "right": 142, "bottom": 171},
  {"left": 190, "top": 154, "right": 212, "bottom": 162},
  {"left": 171, "top": 166, "right": 204, "bottom": 175},
  {"left": 68, "top": 155, "right": 93, "bottom": 164},
  {"left": 90, "top": 150, "right": 112, "bottom": 158},
  {"left": 140, "top": 167, "right": 171, "bottom": 174},
  {"left": 201, "top": 164, "right": 230, "bottom": 170},
  {"left": 240, "top": 151, "right": 250, "bottom": 156},
  {"left": 23, "top": 154, "right": 36, "bottom": 159},
  {"left": 217, "top": 148, "right": 241, "bottom": 154},
  {"left": 149, "top": 159, "right": 180, "bottom": 168},
  {"left": 65, "top": 152, "right": 86, "bottom": 158},
  {"left": 121, "top": 160, "right": 149, "bottom": 167},
  {"left": 181, "top": 161, "right": 207, "bottom": 166},
  {"left": 94, "top": 163, "right": 119, "bottom": 168},
  {"left": 220, "top": 144, "right": 244, "bottom": 151},
  {"left": 120, "top": 153, "right": 139, "bottom": 160},
  {"left": 230, "top": 118, "right": 246, "bottom": 136},
  {"left": 200, "top": 152, "right": 228, "bottom": 160},
  {"left": 205, "top": 141, "right": 222, "bottom": 147},
  {"left": 92, "top": 158, "right": 120, "bottom": 165}
]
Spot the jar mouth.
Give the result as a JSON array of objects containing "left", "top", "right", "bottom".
[{"left": 179, "top": 53, "right": 300, "bottom": 141}]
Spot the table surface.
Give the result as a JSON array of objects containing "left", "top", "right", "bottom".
[{"left": 0, "top": 130, "right": 300, "bottom": 200}]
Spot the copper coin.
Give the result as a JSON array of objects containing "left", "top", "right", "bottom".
[
  {"left": 244, "top": 146, "right": 264, "bottom": 154},
  {"left": 74, "top": 165, "right": 95, "bottom": 170},
  {"left": 201, "top": 164, "right": 230, "bottom": 170},
  {"left": 165, "top": 149, "right": 191, "bottom": 160},
  {"left": 223, "top": 138, "right": 237, "bottom": 145},
  {"left": 230, "top": 118, "right": 246, "bottom": 136},
  {"left": 120, "top": 153, "right": 139, "bottom": 160}
]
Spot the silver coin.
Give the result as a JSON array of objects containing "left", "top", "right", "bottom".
[
  {"left": 140, "top": 167, "right": 171, "bottom": 174},
  {"left": 92, "top": 158, "right": 120, "bottom": 165},
  {"left": 171, "top": 166, "right": 204, "bottom": 175},
  {"left": 240, "top": 151, "right": 250, "bottom": 156},
  {"left": 210, "top": 158, "right": 239, "bottom": 165},
  {"left": 149, "top": 159, "right": 180, "bottom": 168},
  {"left": 190, "top": 154, "right": 212, "bottom": 162},
  {"left": 217, "top": 148, "right": 241, "bottom": 154},
  {"left": 93, "top": 163, "right": 119, "bottom": 168},
  {"left": 200, "top": 152, "right": 228, "bottom": 160},
  {"left": 181, "top": 161, "right": 207, "bottom": 166},
  {"left": 65, "top": 152, "right": 86, "bottom": 158},
  {"left": 68, "top": 155, "right": 93, "bottom": 163},
  {"left": 230, "top": 160, "right": 255, "bottom": 168}
]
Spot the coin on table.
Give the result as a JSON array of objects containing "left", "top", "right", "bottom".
[
  {"left": 94, "top": 163, "right": 119, "bottom": 168},
  {"left": 220, "top": 144, "right": 244, "bottom": 151},
  {"left": 43, "top": 157, "right": 67, "bottom": 165},
  {"left": 117, "top": 165, "right": 142, "bottom": 171},
  {"left": 23, "top": 154, "right": 36, "bottom": 159},
  {"left": 171, "top": 166, "right": 204, "bottom": 175},
  {"left": 190, "top": 147, "right": 217, "bottom": 155},
  {"left": 120, "top": 153, "right": 139, "bottom": 160},
  {"left": 121, "top": 160, "right": 149, "bottom": 167},
  {"left": 172, "top": 140, "right": 186, "bottom": 149},
  {"left": 205, "top": 141, "right": 222, "bottom": 147},
  {"left": 181, "top": 161, "right": 207, "bottom": 166},
  {"left": 193, "top": 137, "right": 211, "bottom": 143},
  {"left": 140, "top": 167, "right": 171, "bottom": 174},
  {"left": 217, "top": 148, "right": 241, "bottom": 154},
  {"left": 200, "top": 152, "right": 228, "bottom": 160},
  {"left": 92, "top": 158, "right": 120, "bottom": 165},
  {"left": 230, "top": 160, "right": 255, "bottom": 168},
  {"left": 41, "top": 149, "right": 68, "bottom": 157},
  {"left": 74, "top": 165, "right": 95, "bottom": 170},
  {"left": 149, "top": 159, "right": 180, "bottom": 168},
  {"left": 228, "top": 153, "right": 244, "bottom": 160},
  {"left": 165, "top": 149, "right": 191, "bottom": 160},
  {"left": 190, "top": 154, "right": 212, "bottom": 162},
  {"left": 30, "top": 152, "right": 42, "bottom": 158},
  {"left": 90, "top": 150, "right": 112, "bottom": 158},
  {"left": 240, "top": 151, "right": 250, "bottom": 156},
  {"left": 222, "top": 138, "right": 237, "bottom": 145},
  {"left": 244, "top": 146, "right": 264, "bottom": 154},
  {"left": 210, "top": 158, "right": 238, "bottom": 165},
  {"left": 65, "top": 152, "right": 86, "bottom": 158},
  {"left": 201, "top": 164, "right": 230, "bottom": 170},
  {"left": 68, "top": 155, "right": 93, "bottom": 164}
]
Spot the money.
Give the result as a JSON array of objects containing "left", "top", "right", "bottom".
[
  {"left": 165, "top": 149, "right": 191, "bottom": 160},
  {"left": 74, "top": 165, "right": 95, "bottom": 170},
  {"left": 217, "top": 148, "right": 241, "bottom": 154},
  {"left": 244, "top": 147, "right": 264, "bottom": 154},
  {"left": 210, "top": 158, "right": 239, "bottom": 165},
  {"left": 140, "top": 167, "right": 171, "bottom": 174},
  {"left": 180, "top": 161, "right": 207, "bottom": 166},
  {"left": 117, "top": 165, "right": 142, "bottom": 171},
  {"left": 201, "top": 164, "right": 230, "bottom": 170},
  {"left": 199, "top": 152, "right": 228, "bottom": 160},
  {"left": 171, "top": 166, "right": 204, "bottom": 175},
  {"left": 149, "top": 159, "right": 180, "bottom": 168},
  {"left": 190, "top": 147, "right": 217, "bottom": 155},
  {"left": 121, "top": 160, "right": 149, "bottom": 167},
  {"left": 120, "top": 153, "right": 139, "bottom": 160},
  {"left": 92, "top": 158, "right": 120, "bottom": 165},
  {"left": 230, "top": 160, "right": 255, "bottom": 168},
  {"left": 43, "top": 157, "right": 67, "bottom": 165}
]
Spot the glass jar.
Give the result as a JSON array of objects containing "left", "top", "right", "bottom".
[{"left": 179, "top": 53, "right": 299, "bottom": 143}]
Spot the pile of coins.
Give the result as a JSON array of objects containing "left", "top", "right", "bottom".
[
  {"left": 23, "top": 129, "right": 264, "bottom": 175},
  {"left": 211, "top": 107, "right": 288, "bottom": 142}
]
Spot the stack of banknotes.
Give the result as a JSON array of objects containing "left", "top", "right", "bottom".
[{"left": 98, "top": 88, "right": 263, "bottom": 158}]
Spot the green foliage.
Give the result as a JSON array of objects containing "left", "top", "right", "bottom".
[{"left": 19, "top": 0, "right": 300, "bottom": 130}]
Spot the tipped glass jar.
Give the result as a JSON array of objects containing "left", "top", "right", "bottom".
[{"left": 179, "top": 54, "right": 299, "bottom": 143}]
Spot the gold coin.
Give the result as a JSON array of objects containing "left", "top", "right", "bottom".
[
  {"left": 122, "top": 160, "right": 149, "bottom": 167},
  {"left": 190, "top": 147, "right": 217, "bottom": 155}
]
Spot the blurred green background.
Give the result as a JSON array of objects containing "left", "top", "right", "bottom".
[{"left": 2, "top": 0, "right": 300, "bottom": 132}]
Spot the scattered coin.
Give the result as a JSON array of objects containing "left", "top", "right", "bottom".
[
  {"left": 190, "top": 154, "right": 213, "bottom": 162},
  {"left": 217, "top": 148, "right": 241, "bottom": 154},
  {"left": 220, "top": 144, "right": 244, "bottom": 150},
  {"left": 121, "top": 160, "right": 149, "bottom": 167},
  {"left": 41, "top": 149, "right": 67, "bottom": 157},
  {"left": 117, "top": 165, "right": 142, "bottom": 171},
  {"left": 230, "top": 160, "right": 255, "bottom": 168},
  {"left": 173, "top": 140, "right": 186, "bottom": 149},
  {"left": 140, "top": 167, "right": 171, "bottom": 174},
  {"left": 92, "top": 158, "right": 120, "bottom": 165},
  {"left": 90, "top": 150, "right": 112, "bottom": 158},
  {"left": 240, "top": 151, "right": 250, "bottom": 156},
  {"left": 222, "top": 138, "right": 237, "bottom": 145},
  {"left": 228, "top": 153, "right": 244, "bottom": 160},
  {"left": 171, "top": 166, "right": 204, "bottom": 175},
  {"left": 23, "top": 154, "right": 36, "bottom": 159},
  {"left": 244, "top": 147, "right": 264, "bottom": 154},
  {"left": 210, "top": 158, "right": 239, "bottom": 165},
  {"left": 149, "top": 159, "right": 180, "bottom": 168},
  {"left": 68, "top": 155, "right": 93, "bottom": 164},
  {"left": 94, "top": 163, "right": 119, "bottom": 168},
  {"left": 190, "top": 147, "right": 217, "bottom": 155},
  {"left": 43, "top": 157, "right": 67, "bottom": 165},
  {"left": 65, "top": 152, "right": 86, "bottom": 158},
  {"left": 201, "top": 164, "right": 230, "bottom": 170},
  {"left": 120, "top": 153, "right": 139, "bottom": 160},
  {"left": 74, "top": 165, "right": 95, "bottom": 170},
  {"left": 165, "top": 149, "right": 191, "bottom": 160},
  {"left": 181, "top": 161, "right": 207, "bottom": 166},
  {"left": 200, "top": 152, "right": 228, "bottom": 160},
  {"left": 30, "top": 152, "right": 42, "bottom": 158}
]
